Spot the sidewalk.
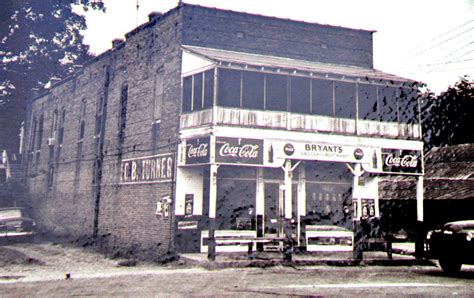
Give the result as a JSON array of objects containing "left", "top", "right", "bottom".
[{"left": 179, "top": 243, "right": 435, "bottom": 269}]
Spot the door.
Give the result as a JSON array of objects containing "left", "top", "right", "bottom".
[{"left": 264, "top": 182, "right": 284, "bottom": 237}]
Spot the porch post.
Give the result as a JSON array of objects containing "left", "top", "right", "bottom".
[
  {"left": 283, "top": 160, "right": 293, "bottom": 261},
  {"left": 415, "top": 175, "right": 424, "bottom": 258},
  {"left": 208, "top": 163, "right": 218, "bottom": 260}
]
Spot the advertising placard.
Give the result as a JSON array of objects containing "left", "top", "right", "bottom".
[
  {"left": 185, "top": 137, "right": 210, "bottom": 165},
  {"left": 215, "top": 137, "right": 264, "bottom": 165},
  {"left": 381, "top": 149, "right": 422, "bottom": 175},
  {"left": 270, "top": 141, "right": 372, "bottom": 164}
]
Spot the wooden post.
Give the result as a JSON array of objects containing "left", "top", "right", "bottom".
[{"left": 208, "top": 163, "right": 218, "bottom": 261}]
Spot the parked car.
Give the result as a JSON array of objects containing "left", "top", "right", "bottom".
[
  {"left": 0, "top": 207, "right": 36, "bottom": 243},
  {"left": 426, "top": 220, "right": 474, "bottom": 275}
]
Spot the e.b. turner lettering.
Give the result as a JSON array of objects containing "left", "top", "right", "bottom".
[{"left": 121, "top": 154, "right": 173, "bottom": 184}]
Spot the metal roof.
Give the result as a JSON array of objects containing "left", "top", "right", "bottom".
[{"left": 182, "top": 45, "right": 417, "bottom": 85}]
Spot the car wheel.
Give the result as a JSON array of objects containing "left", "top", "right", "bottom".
[{"left": 439, "top": 256, "right": 462, "bottom": 275}]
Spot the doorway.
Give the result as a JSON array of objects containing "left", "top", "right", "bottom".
[{"left": 264, "top": 182, "right": 284, "bottom": 237}]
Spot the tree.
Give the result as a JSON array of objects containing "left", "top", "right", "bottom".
[
  {"left": 0, "top": 0, "right": 104, "bottom": 156},
  {"left": 421, "top": 76, "right": 474, "bottom": 150}
]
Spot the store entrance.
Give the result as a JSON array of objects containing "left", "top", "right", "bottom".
[{"left": 264, "top": 182, "right": 284, "bottom": 237}]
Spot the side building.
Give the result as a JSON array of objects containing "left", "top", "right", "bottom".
[{"left": 22, "top": 4, "right": 424, "bottom": 259}]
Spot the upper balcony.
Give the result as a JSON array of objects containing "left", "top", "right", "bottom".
[
  {"left": 180, "top": 46, "right": 422, "bottom": 140},
  {"left": 180, "top": 106, "right": 421, "bottom": 139}
]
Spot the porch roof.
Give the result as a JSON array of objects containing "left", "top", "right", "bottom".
[{"left": 182, "top": 45, "right": 417, "bottom": 85}]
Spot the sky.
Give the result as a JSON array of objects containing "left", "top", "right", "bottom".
[{"left": 81, "top": 0, "right": 474, "bottom": 94}]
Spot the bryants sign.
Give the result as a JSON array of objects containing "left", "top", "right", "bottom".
[
  {"left": 215, "top": 137, "right": 263, "bottom": 165},
  {"left": 185, "top": 137, "right": 210, "bottom": 165},
  {"left": 382, "top": 149, "right": 422, "bottom": 174}
]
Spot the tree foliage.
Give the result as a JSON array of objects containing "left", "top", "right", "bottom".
[
  {"left": 0, "top": 0, "right": 104, "bottom": 153},
  {"left": 421, "top": 76, "right": 474, "bottom": 150}
]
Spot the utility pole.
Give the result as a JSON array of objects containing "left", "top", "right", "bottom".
[{"left": 136, "top": 0, "right": 140, "bottom": 26}]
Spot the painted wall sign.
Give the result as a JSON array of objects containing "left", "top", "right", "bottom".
[
  {"left": 381, "top": 149, "right": 422, "bottom": 174},
  {"left": 271, "top": 141, "right": 372, "bottom": 164},
  {"left": 185, "top": 137, "right": 210, "bottom": 165},
  {"left": 121, "top": 153, "right": 174, "bottom": 184},
  {"left": 215, "top": 137, "right": 263, "bottom": 165}
]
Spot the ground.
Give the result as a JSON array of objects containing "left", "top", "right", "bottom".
[{"left": 1, "top": 240, "right": 474, "bottom": 296}]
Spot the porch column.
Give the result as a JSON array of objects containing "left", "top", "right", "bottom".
[
  {"left": 415, "top": 175, "right": 424, "bottom": 258},
  {"left": 416, "top": 176, "right": 424, "bottom": 222},
  {"left": 283, "top": 160, "right": 293, "bottom": 261},
  {"left": 284, "top": 160, "right": 292, "bottom": 219},
  {"left": 208, "top": 163, "right": 218, "bottom": 260},
  {"left": 297, "top": 163, "right": 306, "bottom": 247}
]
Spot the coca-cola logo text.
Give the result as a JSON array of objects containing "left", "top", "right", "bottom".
[
  {"left": 187, "top": 143, "right": 208, "bottom": 158},
  {"left": 384, "top": 154, "right": 418, "bottom": 168},
  {"left": 219, "top": 142, "right": 260, "bottom": 159}
]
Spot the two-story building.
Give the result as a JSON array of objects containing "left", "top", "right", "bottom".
[{"left": 22, "top": 4, "right": 424, "bottom": 260}]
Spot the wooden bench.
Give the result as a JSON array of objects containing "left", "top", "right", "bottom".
[{"left": 201, "top": 230, "right": 289, "bottom": 259}]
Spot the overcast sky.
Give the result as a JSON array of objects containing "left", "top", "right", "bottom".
[{"left": 81, "top": 0, "right": 474, "bottom": 93}]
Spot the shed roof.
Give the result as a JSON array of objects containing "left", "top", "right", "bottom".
[{"left": 380, "top": 144, "right": 474, "bottom": 200}]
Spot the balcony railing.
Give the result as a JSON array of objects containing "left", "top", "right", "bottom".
[{"left": 180, "top": 107, "right": 421, "bottom": 140}]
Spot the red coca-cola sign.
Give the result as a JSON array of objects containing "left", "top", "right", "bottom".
[
  {"left": 382, "top": 149, "right": 422, "bottom": 174},
  {"left": 215, "top": 137, "right": 263, "bottom": 165}
]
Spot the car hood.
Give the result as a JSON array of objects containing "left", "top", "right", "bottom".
[{"left": 443, "top": 220, "right": 474, "bottom": 233}]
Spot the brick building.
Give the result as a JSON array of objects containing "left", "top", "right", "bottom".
[{"left": 22, "top": 4, "right": 424, "bottom": 260}]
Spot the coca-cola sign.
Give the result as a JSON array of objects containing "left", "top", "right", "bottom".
[
  {"left": 382, "top": 149, "right": 422, "bottom": 174},
  {"left": 185, "top": 137, "right": 210, "bottom": 165},
  {"left": 215, "top": 137, "right": 263, "bottom": 165}
]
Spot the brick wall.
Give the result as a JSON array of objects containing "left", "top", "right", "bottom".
[
  {"left": 181, "top": 4, "right": 374, "bottom": 68},
  {"left": 24, "top": 8, "right": 182, "bottom": 259}
]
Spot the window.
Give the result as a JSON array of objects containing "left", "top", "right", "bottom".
[
  {"left": 182, "top": 70, "right": 215, "bottom": 112},
  {"left": 379, "top": 86, "right": 399, "bottom": 122},
  {"left": 242, "top": 71, "right": 264, "bottom": 110},
  {"left": 193, "top": 73, "right": 203, "bottom": 110},
  {"left": 203, "top": 70, "right": 214, "bottom": 109},
  {"left": 95, "top": 96, "right": 104, "bottom": 136},
  {"left": 37, "top": 114, "right": 44, "bottom": 151},
  {"left": 398, "top": 87, "right": 418, "bottom": 124},
  {"left": 290, "top": 76, "right": 311, "bottom": 114},
  {"left": 358, "top": 83, "right": 379, "bottom": 121},
  {"left": 50, "top": 110, "right": 58, "bottom": 140},
  {"left": 312, "top": 79, "right": 334, "bottom": 116},
  {"left": 153, "top": 72, "right": 163, "bottom": 121},
  {"left": 58, "top": 109, "right": 66, "bottom": 146},
  {"left": 218, "top": 69, "right": 241, "bottom": 108},
  {"left": 182, "top": 76, "right": 192, "bottom": 112},
  {"left": 265, "top": 73, "right": 288, "bottom": 111},
  {"left": 79, "top": 100, "right": 86, "bottom": 141},
  {"left": 334, "top": 81, "right": 356, "bottom": 119},
  {"left": 118, "top": 84, "right": 128, "bottom": 145},
  {"left": 47, "top": 165, "right": 54, "bottom": 188},
  {"left": 29, "top": 117, "right": 37, "bottom": 152}
]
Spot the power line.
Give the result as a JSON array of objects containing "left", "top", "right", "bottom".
[
  {"left": 407, "top": 20, "right": 474, "bottom": 54},
  {"left": 408, "top": 27, "right": 474, "bottom": 59}
]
